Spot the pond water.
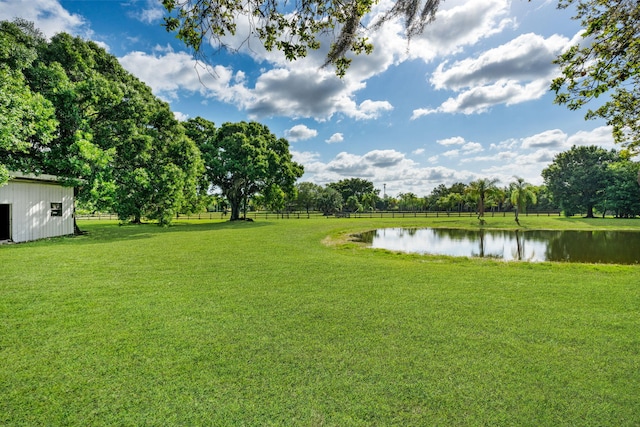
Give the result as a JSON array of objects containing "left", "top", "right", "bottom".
[{"left": 359, "top": 228, "right": 640, "bottom": 264}]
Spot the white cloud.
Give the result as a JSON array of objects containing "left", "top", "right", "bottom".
[
  {"left": 413, "top": 148, "right": 425, "bottom": 155},
  {"left": 462, "top": 142, "right": 484, "bottom": 154},
  {"left": 411, "top": 108, "right": 436, "bottom": 120},
  {"left": 436, "top": 137, "right": 483, "bottom": 154},
  {"left": 0, "top": 0, "right": 87, "bottom": 38},
  {"left": 521, "top": 129, "right": 567, "bottom": 149},
  {"left": 297, "top": 148, "right": 480, "bottom": 196},
  {"left": 284, "top": 124, "right": 318, "bottom": 142},
  {"left": 430, "top": 33, "right": 567, "bottom": 90},
  {"left": 408, "top": 0, "right": 514, "bottom": 64},
  {"left": 416, "top": 32, "right": 570, "bottom": 116},
  {"left": 173, "top": 111, "right": 189, "bottom": 122},
  {"left": 364, "top": 150, "right": 405, "bottom": 167},
  {"left": 118, "top": 49, "right": 394, "bottom": 121},
  {"left": 437, "top": 136, "right": 466, "bottom": 146},
  {"left": 129, "top": 0, "right": 165, "bottom": 23},
  {"left": 325, "top": 133, "right": 344, "bottom": 144},
  {"left": 122, "top": 0, "right": 514, "bottom": 121},
  {"left": 566, "top": 126, "right": 616, "bottom": 149},
  {"left": 118, "top": 49, "right": 242, "bottom": 101},
  {"left": 293, "top": 126, "right": 616, "bottom": 196}
]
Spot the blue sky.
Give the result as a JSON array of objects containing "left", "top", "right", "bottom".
[{"left": 1, "top": 0, "right": 618, "bottom": 197}]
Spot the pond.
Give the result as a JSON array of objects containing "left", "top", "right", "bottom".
[{"left": 358, "top": 228, "right": 640, "bottom": 264}]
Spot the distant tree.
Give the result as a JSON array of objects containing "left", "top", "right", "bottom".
[
  {"left": 550, "top": 0, "right": 640, "bottom": 150},
  {"left": 530, "top": 185, "right": 559, "bottom": 212},
  {"left": 200, "top": 121, "right": 303, "bottom": 220},
  {"left": 438, "top": 192, "right": 464, "bottom": 213},
  {"left": 427, "top": 182, "right": 466, "bottom": 210},
  {"left": 360, "top": 192, "right": 379, "bottom": 211},
  {"left": 602, "top": 160, "right": 640, "bottom": 217},
  {"left": 466, "top": 178, "right": 499, "bottom": 221},
  {"left": 427, "top": 184, "right": 449, "bottom": 209},
  {"left": 489, "top": 187, "right": 508, "bottom": 213},
  {"left": 317, "top": 186, "right": 343, "bottom": 215},
  {"left": 162, "top": 0, "right": 441, "bottom": 77},
  {"left": 509, "top": 177, "right": 537, "bottom": 225},
  {"left": 345, "top": 195, "right": 363, "bottom": 212},
  {"left": 542, "top": 145, "right": 618, "bottom": 217},
  {"left": 295, "top": 182, "right": 323, "bottom": 213},
  {"left": 397, "top": 192, "right": 420, "bottom": 211},
  {"left": 328, "top": 178, "right": 377, "bottom": 204}
]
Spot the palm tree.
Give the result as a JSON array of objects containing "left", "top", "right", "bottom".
[
  {"left": 510, "top": 176, "right": 537, "bottom": 225},
  {"left": 466, "top": 178, "right": 499, "bottom": 222}
]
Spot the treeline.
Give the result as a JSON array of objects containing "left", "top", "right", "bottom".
[
  {"left": 282, "top": 177, "right": 555, "bottom": 217},
  {"left": 542, "top": 145, "right": 640, "bottom": 218},
  {"left": 286, "top": 146, "right": 640, "bottom": 219},
  {"left": 0, "top": 20, "right": 302, "bottom": 225}
]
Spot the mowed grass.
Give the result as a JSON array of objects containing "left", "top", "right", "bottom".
[{"left": 1, "top": 216, "right": 639, "bottom": 426}]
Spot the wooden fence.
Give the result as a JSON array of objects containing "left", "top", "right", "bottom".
[{"left": 78, "top": 211, "right": 561, "bottom": 221}]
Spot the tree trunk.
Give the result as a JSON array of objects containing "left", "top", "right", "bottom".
[
  {"left": 73, "top": 217, "right": 85, "bottom": 235},
  {"left": 229, "top": 200, "right": 241, "bottom": 220},
  {"left": 585, "top": 204, "right": 595, "bottom": 218}
]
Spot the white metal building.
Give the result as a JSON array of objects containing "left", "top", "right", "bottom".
[{"left": 0, "top": 172, "right": 74, "bottom": 243}]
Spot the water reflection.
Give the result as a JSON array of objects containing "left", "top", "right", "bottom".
[{"left": 359, "top": 228, "right": 640, "bottom": 264}]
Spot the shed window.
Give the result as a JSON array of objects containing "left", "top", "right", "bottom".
[{"left": 51, "top": 202, "right": 62, "bottom": 217}]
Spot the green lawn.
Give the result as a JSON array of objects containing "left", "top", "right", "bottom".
[{"left": 1, "top": 217, "right": 639, "bottom": 426}]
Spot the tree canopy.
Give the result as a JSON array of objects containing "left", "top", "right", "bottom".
[
  {"left": 1, "top": 20, "right": 204, "bottom": 226},
  {"left": 466, "top": 178, "right": 499, "bottom": 221},
  {"left": 510, "top": 176, "right": 537, "bottom": 224},
  {"left": 0, "top": 20, "right": 58, "bottom": 186},
  {"left": 188, "top": 118, "right": 303, "bottom": 220},
  {"left": 162, "top": 0, "right": 440, "bottom": 76},
  {"left": 551, "top": 0, "right": 640, "bottom": 150},
  {"left": 542, "top": 145, "right": 619, "bottom": 217}
]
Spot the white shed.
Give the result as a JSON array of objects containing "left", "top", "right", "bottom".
[{"left": 0, "top": 172, "right": 75, "bottom": 243}]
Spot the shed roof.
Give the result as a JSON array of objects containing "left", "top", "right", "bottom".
[{"left": 9, "top": 171, "right": 66, "bottom": 184}]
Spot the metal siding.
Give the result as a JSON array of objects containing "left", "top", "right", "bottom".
[{"left": 0, "top": 179, "right": 74, "bottom": 243}]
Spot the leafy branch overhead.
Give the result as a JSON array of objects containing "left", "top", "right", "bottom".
[
  {"left": 162, "top": 0, "right": 440, "bottom": 77},
  {"left": 551, "top": 0, "right": 640, "bottom": 150}
]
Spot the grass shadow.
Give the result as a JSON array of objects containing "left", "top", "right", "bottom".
[{"left": 31, "top": 219, "right": 274, "bottom": 247}]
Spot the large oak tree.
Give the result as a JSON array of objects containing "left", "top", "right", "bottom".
[
  {"left": 190, "top": 119, "right": 303, "bottom": 220},
  {"left": 542, "top": 145, "right": 619, "bottom": 218},
  {"left": 1, "top": 20, "right": 204, "bottom": 226}
]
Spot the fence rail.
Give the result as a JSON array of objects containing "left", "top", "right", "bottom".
[{"left": 77, "top": 210, "right": 562, "bottom": 221}]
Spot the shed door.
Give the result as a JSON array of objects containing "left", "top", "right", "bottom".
[{"left": 0, "top": 204, "right": 10, "bottom": 240}]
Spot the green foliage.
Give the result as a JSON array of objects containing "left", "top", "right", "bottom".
[
  {"left": 397, "top": 192, "right": 420, "bottom": 211},
  {"left": 191, "top": 119, "right": 303, "bottom": 220},
  {"left": 542, "top": 145, "right": 619, "bottom": 217},
  {"left": 317, "top": 186, "right": 343, "bottom": 214},
  {"left": 602, "top": 160, "right": 640, "bottom": 217},
  {"left": 466, "top": 178, "right": 499, "bottom": 219},
  {"left": 328, "top": 177, "right": 377, "bottom": 204},
  {"left": 510, "top": 176, "right": 537, "bottom": 221},
  {"left": 551, "top": 0, "right": 640, "bottom": 150},
  {"left": 0, "top": 21, "right": 58, "bottom": 182},
  {"left": 1, "top": 20, "right": 204, "bottom": 225},
  {"left": 294, "top": 181, "right": 323, "bottom": 213},
  {"left": 162, "top": 0, "right": 440, "bottom": 76}
]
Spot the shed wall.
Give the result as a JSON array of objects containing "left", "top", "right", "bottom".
[{"left": 0, "top": 179, "right": 74, "bottom": 243}]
